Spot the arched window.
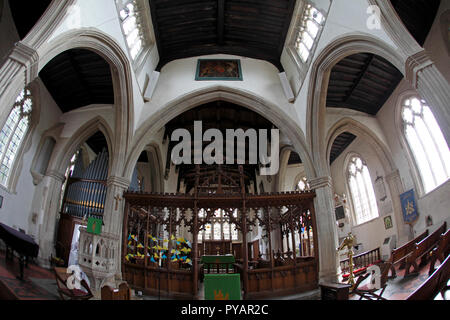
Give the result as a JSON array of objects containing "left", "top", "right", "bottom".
[
  {"left": 295, "top": 176, "right": 310, "bottom": 192},
  {"left": 198, "top": 209, "right": 239, "bottom": 242},
  {"left": 347, "top": 156, "right": 379, "bottom": 225},
  {"left": 401, "top": 97, "right": 450, "bottom": 193},
  {"left": 294, "top": 4, "right": 325, "bottom": 63},
  {"left": 118, "top": 0, "right": 147, "bottom": 60},
  {"left": 0, "top": 89, "right": 33, "bottom": 187}
]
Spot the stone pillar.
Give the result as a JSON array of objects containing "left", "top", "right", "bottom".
[
  {"left": 405, "top": 52, "right": 450, "bottom": 146},
  {"left": 309, "top": 176, "right": 340, "bottom": 283},
  {"left": 36, "top": 170, "right": 66, "bottom": 268},
  {"left": 0, "top": 43, "right": 39, "bottom": 123},
  {"left": 385, "top": 170, "right": 410, "bottom": 244}
]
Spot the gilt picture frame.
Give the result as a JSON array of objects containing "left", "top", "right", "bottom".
[{"left": 195, "top": 59, "right": 243, "bottom": 81}]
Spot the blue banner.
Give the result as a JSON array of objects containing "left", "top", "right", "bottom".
[{"left": 400, "top": 189, "right": 419, "bottom": 224}]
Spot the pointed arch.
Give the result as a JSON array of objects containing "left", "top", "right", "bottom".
[
  {"left": 326, "top": 117, "right": 396, "bottom": 174},
  {"left": 124, "top": 85, "right": 316, "bottom": 183},
  {"left": 305, "top": 33, "right": 405, "bottom": 175},
  {"left": 49, "top": 116, "right": 114, "bottom": 178},
  {"left": 37, "top": 28, "right": 134, "bottom": 177}
]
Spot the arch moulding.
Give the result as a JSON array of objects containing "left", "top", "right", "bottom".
[{"left": 306, "top": 33, "right": 405, "bottom": 175}]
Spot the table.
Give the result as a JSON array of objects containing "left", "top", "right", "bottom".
[
  {"left": 0, "top": 223, "right": 39, "bottom": 280},
  {"left": 201, "top": 255, "right": 236, "bottom": 273}
]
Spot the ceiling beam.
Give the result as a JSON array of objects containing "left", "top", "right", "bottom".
[{"left": 217, "top": 0, "right": 225, "bottom": 46}]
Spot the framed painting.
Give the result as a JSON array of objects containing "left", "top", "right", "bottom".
[
  {"left": 384, "top": 216, "right": 393, "bottom": 230},
  {"left": 195, "top": 59, "right": 243, "bottom": 81}
]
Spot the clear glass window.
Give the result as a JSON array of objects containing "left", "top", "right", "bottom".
[
  {"left": 294, "top": 4, "right": 325, "bottom": 63},
  {"left": 347, "top": 156, "right": 379, "bottom": 225},
  {"left": 402, "top": 97, "right": 450, "bottom": 193},
  {"left": 119, "top": 1, "right": 145, "bottom": 60}
]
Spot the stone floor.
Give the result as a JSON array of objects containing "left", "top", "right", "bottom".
[{"left": 0, "top": 250, "right": 446, "bottom": 300}]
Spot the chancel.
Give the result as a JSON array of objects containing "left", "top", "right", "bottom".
[{"left": 0, "top": 0, "right": 449, "bottom": 302}]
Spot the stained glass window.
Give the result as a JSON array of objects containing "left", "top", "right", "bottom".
[
  {"left": 296, "top": 177, "right": 310, "bottom": 191},
  {"left": 198, "top": 209, "right": 239, "bottom": 242},
  {"left": 348, "top": 156, "right": 379, "bottom": 225},
  {"left": 402, "top": 97, "right": 450, "bottom": 193},
  {"left": 0, "top": 89, "right": 32, "bottom": 186}
]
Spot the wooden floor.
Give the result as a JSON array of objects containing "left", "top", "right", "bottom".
[{"left": 0, "top": 249, "right": 446, "bottom": 300}]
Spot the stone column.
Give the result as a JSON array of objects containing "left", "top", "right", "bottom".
[
  {"left": 36, "top": 170, "right": 66, "bottom": 268},
  {"left": 385, "top": 170, "right": 410, "bottom": 244},
  {"left": 0, "top": 43, "right": 39, "bottom": 123},
  {"left": 405, "top": 53, "right": 450, "bottom": 146},
  {"left": 308, "top": 176, "right": 340, "bottom": 283}
]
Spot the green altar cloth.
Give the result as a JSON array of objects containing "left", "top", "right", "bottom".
[
  {"left": 200, "top": 255, "right": 235, "bottom": 269},
  {"left": 204, "top": 274, "right": 242, "bottom": 300}
]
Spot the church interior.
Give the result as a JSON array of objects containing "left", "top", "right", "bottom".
[{"left": 0, "top": 0, "right": 449, "bottom": 302}]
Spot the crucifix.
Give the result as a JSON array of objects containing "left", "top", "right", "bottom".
[{"left": 114, "top": 194, "right": 122, "bottom": 211}]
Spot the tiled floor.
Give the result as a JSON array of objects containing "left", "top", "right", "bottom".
[{"left": 0, "top": 250, "right": 446, "bottom": 300}]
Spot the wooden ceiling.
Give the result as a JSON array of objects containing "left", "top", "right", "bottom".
[
  {"left": 326, "top": 53, "right": 403, "bottom": 115},
  {"left": 7, "top": 0, "right": 52, "bottom": 39},
  {"left": 148, "top": 0, "right": 296, "bottom": 71},
  {"left": 329, "top": 132, "right": 356, "bottom": 165},
  {"left": 390, "top": 0, "right": 441, "bottom": 46},
  {"left": 39, "top": 49, "right": 115, "bottom": 114}
]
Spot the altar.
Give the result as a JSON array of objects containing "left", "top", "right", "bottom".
[{"left": 201, "top": 255, "right": 236, "bottom": 274}]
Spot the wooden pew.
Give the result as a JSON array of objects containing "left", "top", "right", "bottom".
[
  {"left": 404, "top": 222, "right": 447, "bottom": 277},
  {"left": 101, "top": 283, "right": 131, "bottom": 300},
  {"left": 428, "top": 229, "right": 450, "bottom": 276},
  {"left": 388, "top": 229, "right": 429, "bottom": 278},
  {"left": 406, "top": 254, "right": 449, "bottom": 300}
]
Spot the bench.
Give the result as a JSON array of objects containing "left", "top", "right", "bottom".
[
  {"left": 404, "top": 222, "right": 447, "bottom": 277},
  {"left": 428, "top": 229, "right": 450, "bottom": 276},
  {"left": 389, "top": 229, "right": 428, "bottom": 278},
  {"left": 406, "top": 254, "right": 449, "bottom": 300},
  {"left": 101, "top": 283, "right": 131, "bottom": 300}
]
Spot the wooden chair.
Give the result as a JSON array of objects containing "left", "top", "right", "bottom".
[
  {"left": 53, "top": 267, "right": 93, "bottom": 300},
  {"left": 352, "top": 262, "right": 391, "bottom": 300},
  {"left": 101, "top": 283, "right": 131, "bottom": 300}
]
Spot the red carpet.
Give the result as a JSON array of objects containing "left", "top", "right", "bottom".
[{"left": 0, "top": 250, "right": 58, "bottom": 300}]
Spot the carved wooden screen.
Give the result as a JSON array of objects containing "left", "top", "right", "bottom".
[{"left": 122, "top": 165, "right": 319, "bottom": 299}]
